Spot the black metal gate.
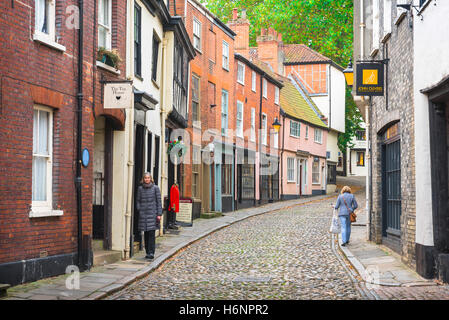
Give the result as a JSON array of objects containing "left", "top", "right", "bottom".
[{"left": 382, "top": 139, "right": 401, "bottom": 236}]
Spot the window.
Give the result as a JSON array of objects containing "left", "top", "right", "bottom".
[
  {"left": 173, "top": 41, "right": 188, "bottom": 118},
  {"left": 263, "top": 78, "right": 267, "bottom": 99},
  {"left": 252, "top": 71, "right": 256, "bottom": 92},
  {"left": 237, "top": 62, "right": 245, "bottom": 85},
  {"left": 314, "top": 128, "right": 322, "bottom": 144},
  {"left": 193, "top": 18, "right": 201, "bottom": 51},
  {"left": 312, "top": 158, "right": 320, "bottom": 184},
  {"left": 35, "top": 0, "right": 55, "bottom": 40},
  {"left": 356, "top": 130, "right": 366, "bottom": 141},
  {"left": 152, "top": 35, "right": 160, "bottom": 82},
  {"left": 275, "top": 87, "right": 280, "bottom": 105},
  {"left": 305, "top": 125, "right": 309, "bottom": 139},
  {"left": 357, "top": 152, "right": 365, "bottom": 167},
  {"left": 250, "top": 108, "right": 256, "bottom": 142},
  {"left": 287, "top": 158, "right": 295, "bottom": 182},
  {"left": 272, "top": 131, "right": 279, "bottom": 149},
  {"left": 32, "top": 106, "right": 58, "bottom": 216},
  {"left": 222, "top": 41, "right": 229, "bottom": 70},
  {"left": 262, "top": 114, "right": 267, "bottom": 145},
  {"left": 236, "top": 100, "right": 244, "bottom": 138},
  {"left": 383, "top": 0, "right": 392, "bottom": 37},
  {"left": 290, "top": 120, "right": 300, "bottom": 137},
  {"left": 191, "top": 74, "right": 200, "bottom": 122},
  {"left": 372, "top": 0, "right": 380, "bottom": 52},
  {"left": 192, "top": 146, "right": 201, "bottom": 198},
  {"left": 134, "top": 3, "right": 142, "bottom": 77},
  {"left": 99, "top": 0, "right": 112, "bottom": 50},
  {"left": 221, "top": 154, "right": 232, "bottom": 195},
  {"left": 221, "top": 90, "right": 228, "bottom": 135}
]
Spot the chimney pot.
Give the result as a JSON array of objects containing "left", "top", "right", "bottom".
[
  {"left": 278, "top": 33, "right": 282, "bottom": 42},
  {"left": 233, "top": 8, "right": 238, "bottom": 20},
  {"left": 241, "top": 9, "right": 247, "bottom": 19}
]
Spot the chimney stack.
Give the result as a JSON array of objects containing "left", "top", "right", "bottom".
[
  {"left": 233, "top": 8, "right": 238, "bottom": 20},
  {"left": 228, "top": 9, "right": 250, "bottom": 58}
]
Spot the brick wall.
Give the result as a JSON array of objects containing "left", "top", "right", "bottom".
[
  {"left": 369, "top": 2, "right": 416, "bottom": 269},
  {"left": 0, "top": 0, "right": 126, "bottom": 268}
]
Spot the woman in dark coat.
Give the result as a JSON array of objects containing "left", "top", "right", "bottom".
[{"left": 136, "top": 173, "right": 162, "bottom": 260}]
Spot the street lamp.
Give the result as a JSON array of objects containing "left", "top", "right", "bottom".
[
  {"left": 343, "top": 60, "right": 354, "bottom": 87},
  {"left": 272, "top": 117, "right": 282, "bottom": 132}
]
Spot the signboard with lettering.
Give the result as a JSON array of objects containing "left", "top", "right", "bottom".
[
  {"left": 104, "top": 82, "right": 133, "bottom": 109},
  {"left": 356, "top": 63, "right": 384, "bottom": 96},
  {"left": 176, "top": 198, "right": 193, "bottom": 226}
]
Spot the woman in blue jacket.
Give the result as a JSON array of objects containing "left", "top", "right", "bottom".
[{"left": 334, "top": 186, "right": 358, "bottom": 246}]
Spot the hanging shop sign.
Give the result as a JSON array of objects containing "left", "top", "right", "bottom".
[
  {"left": 104, "top": 82, "right": 133, "bottom": 109},
  {"left": 356, "top": 63, "right": 384, "bottom": 96}
]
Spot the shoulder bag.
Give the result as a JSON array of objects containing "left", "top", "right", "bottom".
[{"left": 343, "top": 196, "right": 357, "bottom": 223}]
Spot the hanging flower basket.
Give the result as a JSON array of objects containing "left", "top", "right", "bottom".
[{"left": 167, "top": 140, "right": 187, "bottom": 157}]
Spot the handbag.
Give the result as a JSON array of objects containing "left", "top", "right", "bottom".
[
  {"left": 342, "top": 196, "right": 357, "bottom": 223},
  {"left": 329, "top": 209, "right": 341, "bottom": 234}
]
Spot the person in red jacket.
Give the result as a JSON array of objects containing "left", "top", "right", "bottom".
[{"left": 168, "top": 183, "right": 180, "bottom": 230}]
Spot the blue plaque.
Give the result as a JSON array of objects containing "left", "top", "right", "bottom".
[{"left": 82, "top": 148, "right": 90, "bottom": 168}]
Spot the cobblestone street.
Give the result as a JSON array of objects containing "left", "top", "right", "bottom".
[{"left": 107, "top": 196, "right": 365, "bottom": 300}]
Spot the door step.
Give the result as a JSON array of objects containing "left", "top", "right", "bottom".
[
  {"left": 93, "top": 250, "right": 122, "bottom": 267},
  {"left": 0, "top": 284, "right": 10, "bottom": 298},
  {"left": 201, "top": 211, "right": 223, "bottom": 219}
]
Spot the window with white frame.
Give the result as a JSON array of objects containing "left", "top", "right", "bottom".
[
  {"left": 99, "top": 0, "right": 112, "bottom": 50},
  {"left": 312, "top": 158, "right": 320, "bottom": 184},
  {"left": 262, "top": 113, "right": 267, "bottom": 145},
  {"left": 383, "top": 0, "right": 392, "bottom": 37},
  {"left": 305, "top": 125, "right": 309, "bottom": 139},
  {"left": 287, "top": 158, "right": 295, "bottom": 182},
  {"left": 272, "top": 131, "right": 279, "bottom": 149},
  {"left": 236, "top": 100, "right": 244, "bottom": 138},
  {"left": 191, "top": 74, "right": 200, "bottom": 122},
  {"left": 237, "top": 62, "right": 245, "bottom": 85},
  {"left": 192, "top": 146, "right": 201, "bottom": 198},
  {"left": 250, "top": 108, "right": 256, "bottom": 142},
  {"left": 372, "top": 0, "right": 380, "bottom": 52},
  {"left": 193, "top": 18, "right": 201, "bottom": 51},
  {"left": 290, "top": 120, "right": 300, "bottom": 137},
  {"left": 222, "top": 41, "right": 229, "bottom": 70},
  {"left": 35, "top": 0, "right": 56, "bottom": 41},
  {"left": 252, "top": 71, "right": 256, "bottom": 92},
  {"left": 314, "top": 128, "right": 322, "bottom": 144},
  {"left": 275, "top": 87, "right": 280, "bottom": 105},
  {"left": 221, "top": 90, "right": 228, "bottom": 135},
  {"left": 263, "top": 78, "right": 267, "bottom": 99},
  {"left": 32, "top": 106, "right": 55, "bottom": 214}
]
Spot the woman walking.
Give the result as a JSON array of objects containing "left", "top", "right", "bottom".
[
  {"left": 136, "top": 173, "right": 162, "bottom": 260},
  {"left": 334, "top": 186, "right": 358, "bottom": 246}
]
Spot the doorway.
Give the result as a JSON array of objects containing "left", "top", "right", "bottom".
[{"left": 92, "top": 117, "right": 113, "bottom": 250}]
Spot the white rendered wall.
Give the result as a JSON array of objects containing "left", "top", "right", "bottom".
[
  {"left": 413, "top": 0, "right": 449, "bottom": 246},
  {"left": 329, "top": 65, "right": 346, "bottom": 133}
]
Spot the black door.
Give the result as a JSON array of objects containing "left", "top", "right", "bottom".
[
  {"left": 382, "top": 139, "right": 401, "bottom": 236},
  {"left": 153, "top": 135, "right": 160, "bottom": 186},
  {"left": 131, "top": 123, "right": 145, "bottom": 256}
]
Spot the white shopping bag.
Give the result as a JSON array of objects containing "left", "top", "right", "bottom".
[{"left": 329, "top": 209, "right": 341, "bottom": 234}]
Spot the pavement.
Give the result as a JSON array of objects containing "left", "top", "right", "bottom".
[
  {"left": 3, "top": 175, "right": 449, "bottom": 300},
  {"left": 1, "top": 192, "right": 337, "bottom": 300},
  {"left": 336, "top": 176, "right": 449, "bottom": 299}
]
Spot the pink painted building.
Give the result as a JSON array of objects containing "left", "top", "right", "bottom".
[{"left": 279, "top": 77, "right": 328, "bottom": 199}]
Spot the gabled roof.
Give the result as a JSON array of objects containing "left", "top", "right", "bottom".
[
  {"left": 282, "top": 44, "right": 330, "bottom": 64},
  {"left": 250, "top": 44, "right": 344, "bottom": 70},
  {"left": 280, "top": 76, "right": 328, "bottom": 129}
]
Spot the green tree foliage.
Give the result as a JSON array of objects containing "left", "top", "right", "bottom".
[{"left": 202, "top": 0, "right": 362, "bottom": 150}]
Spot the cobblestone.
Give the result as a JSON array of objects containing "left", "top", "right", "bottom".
[{"left": 106, "top": 198, "right": 364, "bottom": 300}]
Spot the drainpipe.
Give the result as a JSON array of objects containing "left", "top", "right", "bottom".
[
  {"left": 160, "top": 38, "right": 168, "bottom": 233},
  {"left": 124, "top": 106, "right": 134, "bottom": 259},
  {"left": 76, "top": 0, "right": 85, "bottom": 271}
]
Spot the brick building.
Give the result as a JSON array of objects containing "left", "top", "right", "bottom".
[
  {"left": 175, "top": 0, "right": 237, "bottom": 214},
  {"left": 0, "top": 0, "right": 127, "bottom": 285},
  {"left": 352, "top": 0, "right": 416, "bottom": 268}
]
